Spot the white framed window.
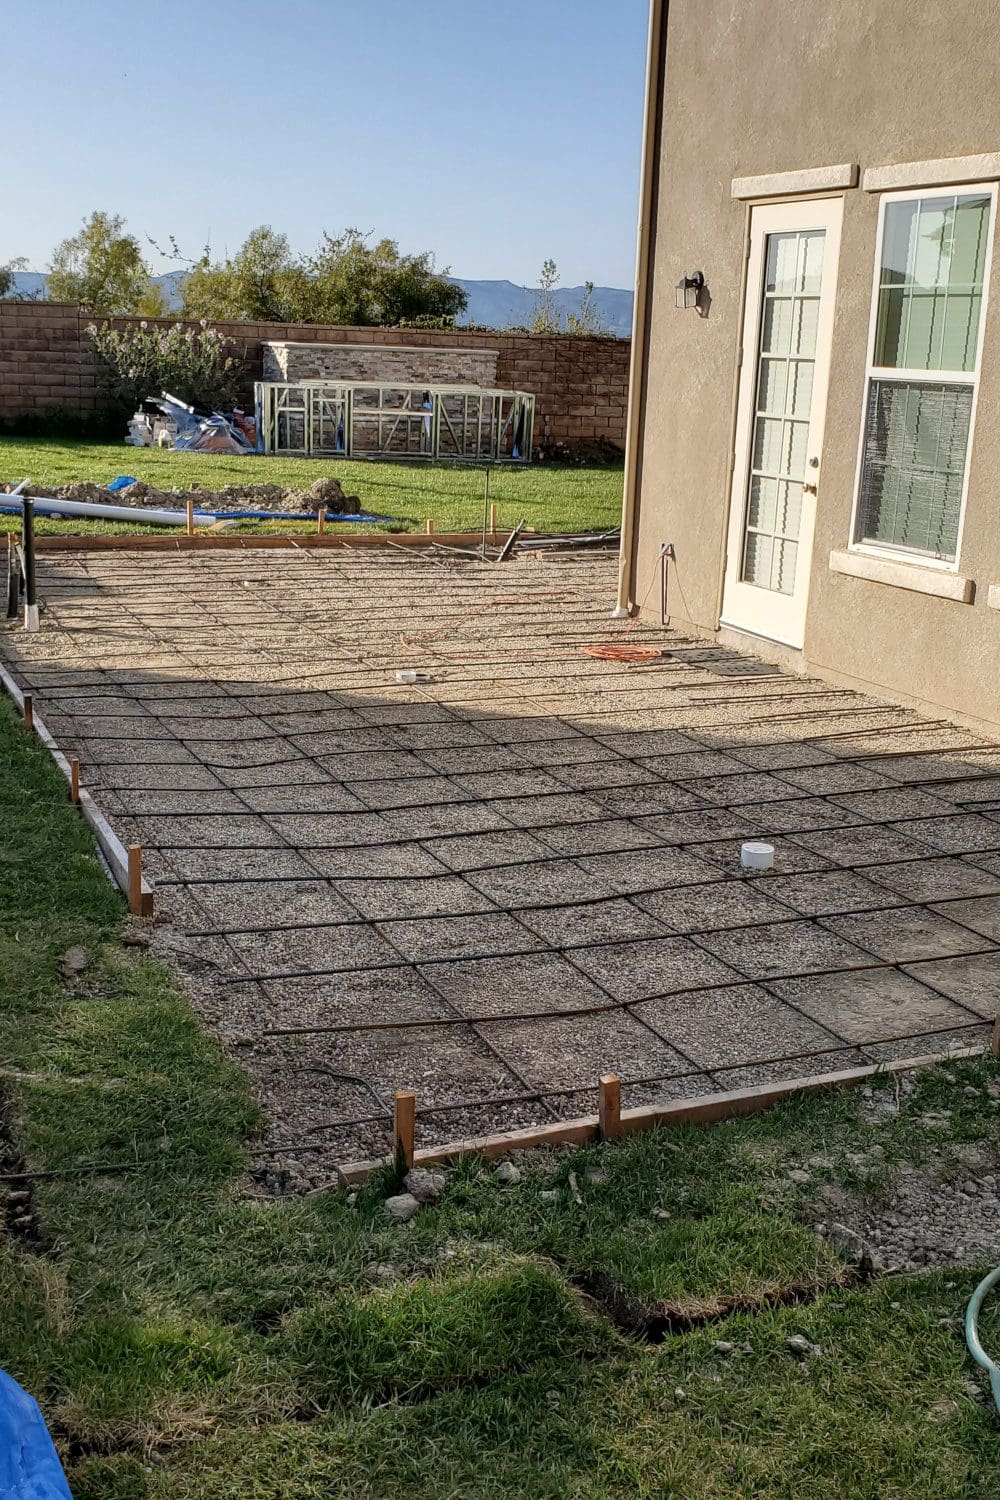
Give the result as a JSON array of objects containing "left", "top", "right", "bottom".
[{"left": 851, "top": 184, "right": 997, "bottom": 568}]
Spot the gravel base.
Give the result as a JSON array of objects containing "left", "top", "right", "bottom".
[{"left": 4, "top": 548, "right": 1000, "bottom": 1180}]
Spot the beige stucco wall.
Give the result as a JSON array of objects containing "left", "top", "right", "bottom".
[{"left": 630, "top": 0, "right": 1000, "bottom": 731}]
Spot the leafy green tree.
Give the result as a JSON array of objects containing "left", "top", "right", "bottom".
[
  {"left": 307, "top": 230, "right": 466, "bottom": 326},
  {"left": 530, "top": 258, "right": 561, "bottom": 334},
  {"left": 180, "top": 225, "right": 466, "bottom": 327},
  {"left": 47, "top": 212, "right": 164, "bottom": 315},
  {"left": 180, "top": 227, "right": 311, "bottom": 322},
  {"left": 0, "top": 257, "right": 28, "bottom": 298}
]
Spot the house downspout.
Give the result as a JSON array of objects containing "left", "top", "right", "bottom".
[{"left": 615, "top": 0, "right": 667, "bottom": 615}]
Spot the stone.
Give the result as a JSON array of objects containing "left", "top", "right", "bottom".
[
  {"left": 384, "top": 1192, "right": 421, "bottom": 1221},
  {"left": 826, "top": 1221, "right": 884, "bottom": 1273},
  {"left": 495, "top": 1161, "right": 521, "bottom": 1185},
  {"left": 540, "top": 1189, "right": 559, "bottom": 1203},
  {"left": 404, "top": 1168, "right": 446, "bottom": 1204},
  {"left": 650, "top": 1207, "right": 671, "bottom": 1220},
  {"left": 786, "top": 1335, "right": 821, "bottom": 1359},
  {"left": 788, "top": 1169, "right": 811, "bottom": 1184},
  {"left": 713, "top": 1341, "right": 736, "bottom": 1355},
  {"left": 367, "top": 1262, "right": 399, "bottom": 1281},
  {"left": 60, "top": 945, "right": 88, "bottom": 977}
]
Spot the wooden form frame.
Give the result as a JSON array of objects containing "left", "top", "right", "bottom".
[
  {"left": 0, "top": 659, "right": 154, "bottom": 917},
  {"left": 337, "top": 1045, "right": 993, "bottom": 1185},
  {"left": 29, "top": 531, "right": 533, "bottom": 554}
]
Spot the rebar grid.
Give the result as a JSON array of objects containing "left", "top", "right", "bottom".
[{"left": 5, "top": 546, "right": 999, "bottom": 1177}]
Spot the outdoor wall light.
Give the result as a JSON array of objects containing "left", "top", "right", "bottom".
[{"left": 675, "top": 271, "right": 704, "bottom": 310}]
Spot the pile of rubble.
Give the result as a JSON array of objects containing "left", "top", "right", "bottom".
[{"left": 24, "top": 476, "right": 362, "bottom": 516}]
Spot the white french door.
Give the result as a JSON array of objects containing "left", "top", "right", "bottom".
[{"left": 721, "top": 197, "right": 843, "bottom": 647}]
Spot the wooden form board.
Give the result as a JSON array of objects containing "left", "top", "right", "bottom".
[
  {"left": 33, "top": 531, "right": 493, "bottom": 554},
  {"left": 336, "top": 1045, "right": 988, "bottom": 1184}
]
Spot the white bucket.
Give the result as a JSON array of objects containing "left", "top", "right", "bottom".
[{"left": 740, "top": 840, "right": 774, "bottom": 871}]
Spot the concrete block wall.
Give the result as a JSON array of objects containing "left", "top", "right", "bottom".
[{"left": 0, "top": 302, "right": 630, "bottom": 449}]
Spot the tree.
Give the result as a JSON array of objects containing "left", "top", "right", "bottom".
[
  {"left": 180, "top": 227, "right": 311, "bottom": 323},
  {"left": 0, "top": 257, "right": 28, "bottom": 299},
  {"left": 308, "top": 231, "right": 467, "bottom": 326},
  {"left": 566, "top": 280, "right": 609, "bottom": 337},
  {"left": 530, "top": 258, "right": 561, "bottom": 334},
  {"left": 48, "top": 212, "right": 164, "bottom": 315},
  {"left": 180, "top": 226, "right": 467, "bottom": 327}
]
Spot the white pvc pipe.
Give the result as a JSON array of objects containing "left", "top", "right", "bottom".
[{"left": 1, "top": 495, "right": 213, "bottom": 527}]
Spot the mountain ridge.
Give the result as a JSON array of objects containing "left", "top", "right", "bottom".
[{"left": 4, "top": 272, "right": 634, "bottom": 336}]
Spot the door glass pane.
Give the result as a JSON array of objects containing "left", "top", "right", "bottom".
[
  {"left": 761, "top": 297, "right": 793, "bottom": 354},
  {"left": 788, "top": 360, "right": 814, "bottom": 416},
  {"left": 742, "top": 229, "right": 825, "bottom": 594}
]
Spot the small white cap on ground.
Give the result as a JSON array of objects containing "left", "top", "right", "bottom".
[
  {"left": 741, "top": 840, "right": 775, "bottom": 871},
  {"left": 395, "top": 669, "right": 418, "bottom": 684}
]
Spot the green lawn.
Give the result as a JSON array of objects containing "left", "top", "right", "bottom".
[
  {"left": 0, "top": 438, "right": 623, "bottom": 536},
  {"left": 1, "top": 695, "right": 999, "bottom": 1498}
]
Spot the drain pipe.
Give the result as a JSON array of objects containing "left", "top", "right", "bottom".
[{"left": 615, "top": 0, "right": 667, "bottom": 617}]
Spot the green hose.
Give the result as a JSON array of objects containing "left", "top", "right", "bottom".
[{"left": 965, "top": 1266, "right": 1000, "bottom": 1415}]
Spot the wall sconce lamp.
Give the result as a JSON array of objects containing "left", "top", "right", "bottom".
[{"left": 675, "top": 271, "right": 704, "bottom": 310}]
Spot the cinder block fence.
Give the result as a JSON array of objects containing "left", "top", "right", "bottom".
[{"left": 0, "top": 302, "right": 630, "bottom": 450}]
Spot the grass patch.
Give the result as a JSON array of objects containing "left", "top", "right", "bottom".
[
  {"left": 0, "top": 694, "right": 998, "bottom": 1496},
  {"left": 0, "top": 437, "right": 623, "bottom": 535}
]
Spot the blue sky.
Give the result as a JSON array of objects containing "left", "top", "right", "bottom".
[{"left": 3, "top": 0, "right": 649, "bottom": 288}]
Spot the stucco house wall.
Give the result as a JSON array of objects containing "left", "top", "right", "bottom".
[{"left": 626, "top": 0, "right": 1000, "bottom": 732}]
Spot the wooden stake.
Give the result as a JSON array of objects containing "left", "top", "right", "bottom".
[
  {"left": 185, "top": 499, "right": 195, "bottom": 538},
  {"left": 317, "top": 507, "right": 326, "bottom": 536},
  {"left": 599, "top": 1074, "right": 621, "bottom": 1141},
  {"left": 425, "top": 517, "right": 435, "bottom": 535},
  {"left": 70, "top": 757, "right": 80, "bottom": 804},
  {"left": 22, "top": 694, "right": 33, "bottom": 730},
  {"left": 992, "top": 1013, "right": 1000, "bottom": 1057},
  {"left": 393, "top": 1090, "right": 416, "bottom": 1172},
  {"left": 489, "top": 501, "right": 497, "bottom": 539},
  {"left": 127, "top": 844, "right": 144, "bottom": 915}
]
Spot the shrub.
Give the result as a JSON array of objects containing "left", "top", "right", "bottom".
[{"left": 88, "top": 320, "right": 246, "bottom": 413}]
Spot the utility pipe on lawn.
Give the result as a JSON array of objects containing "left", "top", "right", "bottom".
[
  {"left": 615, "top": 0, "right": 667, "bottom": 616},
  {"left": 0, "top": 494, "right": 394, "bottom": 527},
  {"left": 2, "top": 494, "right": 217, "bottom": 527}
]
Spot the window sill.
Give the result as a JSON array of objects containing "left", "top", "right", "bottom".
[{"left": 829, "top": 549, "right": 974, "bottom": 603}]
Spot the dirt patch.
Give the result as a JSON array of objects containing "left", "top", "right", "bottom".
[
  {"left": 801, "top": 1074, "right": 1000, "bottom": 1272},
  {"left": 25, "top": 476, "right": 362, "bottom": 515}
]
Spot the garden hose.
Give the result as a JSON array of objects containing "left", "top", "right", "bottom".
[{"left": 965, "top": 1265, "right": 1000, "bottom": 1415}]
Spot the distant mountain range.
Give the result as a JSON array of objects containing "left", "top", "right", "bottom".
[{"left": 5, "top": 271, "right": 634, "bottom": 337}]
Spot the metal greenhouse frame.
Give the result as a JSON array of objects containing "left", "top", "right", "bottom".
[{"left": 255, "top": 381, "right": 535, "bottom": 463}]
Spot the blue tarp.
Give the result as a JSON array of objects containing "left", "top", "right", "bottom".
[{"left": 0, "top": 1370, "right": 71, "bottom": 1500}]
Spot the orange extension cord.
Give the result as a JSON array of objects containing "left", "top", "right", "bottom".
[{"left": 580, "top": 642, "right": 663, "bottom": 663}]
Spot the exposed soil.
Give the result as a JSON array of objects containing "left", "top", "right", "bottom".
[{"left": 23, "top": 475, "right": 362, "bottom": 515}]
